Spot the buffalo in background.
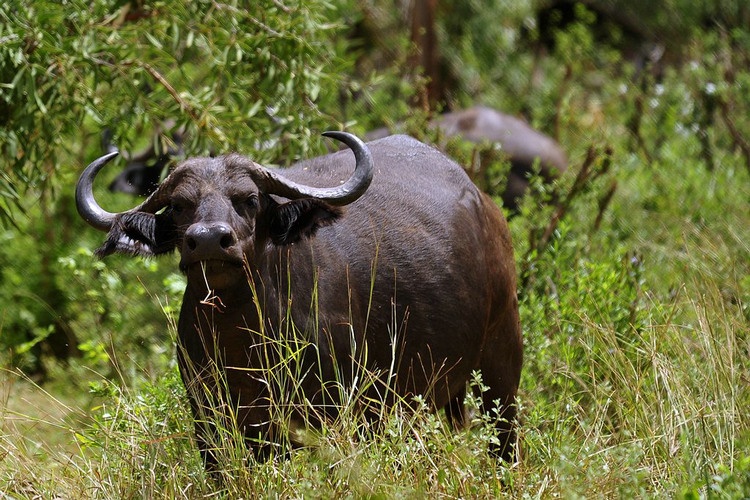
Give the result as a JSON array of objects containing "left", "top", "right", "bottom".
[
  {"left": 367, "top": 106, "right": 569, "bottom": 211},
  {"left": 103, "top": 124, "right": 184, "bottom": 196}
]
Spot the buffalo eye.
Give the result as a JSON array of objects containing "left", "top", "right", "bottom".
[
  {"left": 170, "top": 196, "right": 193, "bottom": 216},
  {"left": 233, "top": 195, "right": 259, "bottom": 214}
]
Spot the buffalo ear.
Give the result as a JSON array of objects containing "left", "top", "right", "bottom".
[
  {"left": 269, "top": 199, "right": 343, "bottom": 246},
  {"left": 95, "top": 211, "right": 177, "bottom": 258}
]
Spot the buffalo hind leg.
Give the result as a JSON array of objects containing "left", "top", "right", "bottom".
[
  {"left": 480, "top": 285, "right": 523, "bottom": 462},
  {"left": 444, "top": 385, "right": 467, "bottom": 429},
  {"left": 489, "top": 398, "right": 518, "bottom": 462},
  {"left": 477, "top": 372, "right": 519, "bottom": 463}
]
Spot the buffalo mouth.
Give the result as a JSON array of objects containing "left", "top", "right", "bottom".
[
  {"left": 182, "top": 259, "right": 246, "bottom": 289},
  {"left": 184, "top": 259, "right": 248, "bottom": 302}
]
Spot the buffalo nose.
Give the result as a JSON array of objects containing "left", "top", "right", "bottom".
[{"left": 185, "top": 223, "right": 236, "bottom": 255}]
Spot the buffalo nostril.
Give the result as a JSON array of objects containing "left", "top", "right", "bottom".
[
  {"left": 187, "top": 237, "right": 197, "bottom": 251},
  {"left": 220, "top": 233, "right": 235, "bottom": 249}
]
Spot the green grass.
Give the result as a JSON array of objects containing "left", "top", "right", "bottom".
[{"left": 2, "top": 150, "right": 747, "bottom": 498}]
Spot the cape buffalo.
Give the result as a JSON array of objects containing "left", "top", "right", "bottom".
[{"left": 76, "top": 132, "right": 523, "bottom": 467}]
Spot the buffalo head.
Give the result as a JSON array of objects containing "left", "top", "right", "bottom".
[{"left": 77, "top": 132, "right": 371, "bottom": 286}]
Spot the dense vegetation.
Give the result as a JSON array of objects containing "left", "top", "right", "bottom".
[{"left": 1, "top": 0, "right": 748, "bottom": 497}]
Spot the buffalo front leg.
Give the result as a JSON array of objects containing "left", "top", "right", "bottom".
[{"left": 178, "top": 361, "right": 222, "bottom": 470}]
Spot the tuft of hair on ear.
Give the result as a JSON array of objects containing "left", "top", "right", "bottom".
[
  {"left": 95, "top": 212, "right": 177, "bottom": 258},
  {"left": 270, "top": 198, "right": 343, "bottom": 246}
]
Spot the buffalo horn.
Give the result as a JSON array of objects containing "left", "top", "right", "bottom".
[
  {"left": 75, "top": 151, "right": 120, "bottom": 232},
  {"left": 257, "top": 131, "right": 374, "bottom": 206}
]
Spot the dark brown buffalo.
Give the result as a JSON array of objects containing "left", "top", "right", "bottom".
[
  {"left": 367, "top": 106, "right": 568, "bottom": 211},
  {"left": 75, "top": 132, "right": 522, "bottom": 467}
]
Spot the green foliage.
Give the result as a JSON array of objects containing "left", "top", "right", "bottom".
[
  {"left": 439, "top": 0, "right": 534, "bottom": 102},
  {"left": 680, "top": 455, "right": 750, "bottom": 500},
  {"left": 0, "top": 0, "right": 352, "bottom": 374},
  {"left": 0, "top": 0, "right": 349, "bottom": 223}
]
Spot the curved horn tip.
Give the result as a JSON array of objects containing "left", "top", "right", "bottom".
[
  {"left": 260, "top": 131, "right": 373, "bottom": 206},
  {"left": 321, "top": 130, "right": 364, "bottom": 144},
  {"left": 321, "top": 131, "right": 371, "bottom": 162},
  {"left": 321, "top": 130, "right": 374, "bottom": 205},
  {"left": 89, "top": 150, "right": 120, "bottom": 164},
  {"left": 75, "top": 150, "right": 121, "bottom": 232}
]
